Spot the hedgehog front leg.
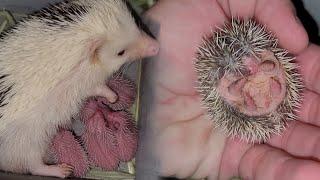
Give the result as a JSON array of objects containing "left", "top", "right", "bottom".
[
  {"left": 92, "top": 85, "right": 118, "bottom": 103},
  {"left": 31, "top": 163, "right": 74, "bottom": 178}
]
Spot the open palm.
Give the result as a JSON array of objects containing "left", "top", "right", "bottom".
[{"left": 142, "top": 0, "right": 320, "bottom": 179}]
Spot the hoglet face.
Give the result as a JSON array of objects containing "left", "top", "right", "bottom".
[{"left": 195, "top": 18, "right": 303, "bottom": 143}]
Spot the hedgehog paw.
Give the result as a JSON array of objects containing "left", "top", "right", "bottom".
[
  {"left": 92, "top": 85, "right": 118, "bottom": 103},
  {"left": 57, "top": 163, "right": 74, "bottom": 177},
  {"left": 31, "top": 163, "right": 74, "bottom": 178}
]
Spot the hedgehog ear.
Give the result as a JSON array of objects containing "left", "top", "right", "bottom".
[{"left": 88, "top": 38, "right": 106, "bottom": 64}]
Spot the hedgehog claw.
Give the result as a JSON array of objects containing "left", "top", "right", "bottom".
[{"left": 31, "top": 164, "right": 74, "bottom": 178}]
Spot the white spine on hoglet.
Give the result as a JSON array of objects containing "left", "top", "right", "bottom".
[
  {"left": 195, "top": 18, "right": 303, "bottom": 143},
  {"left": 0, "top": 0, "right": 158, "bottom": 175}
]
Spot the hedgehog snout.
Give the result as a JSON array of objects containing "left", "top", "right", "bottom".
[{"left": 135, "top": 31, "right": 159, "bottom": 58}]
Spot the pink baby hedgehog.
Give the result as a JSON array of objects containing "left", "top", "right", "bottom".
[
  {"left": 47, "top": 72, "right": 138, "bottom": 177},
  {"left": 47, "top": 130, "right": 89, "bottom": 177},
  {"left": 99, "top": 72, "right": 137, "bottom": 111}
]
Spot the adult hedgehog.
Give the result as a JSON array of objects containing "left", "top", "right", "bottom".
[{"left": 0, "top": 0, "right": 158, "bottom": 178}]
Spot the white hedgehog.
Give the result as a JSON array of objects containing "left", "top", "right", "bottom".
[{"left": 0, "top": 0, "right": 159, "bottom": 178}]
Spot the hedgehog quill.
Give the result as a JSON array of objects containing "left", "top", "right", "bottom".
[
  {"left": 0, "top": 0, "right": 158, "bottom": 178},
  {"left": 195, "top": 18, "right": 303, "bottom": 143}
]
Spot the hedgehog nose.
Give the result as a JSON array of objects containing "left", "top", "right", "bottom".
[
  {"left": 139, "top": 30, "right": 160, "bottom": 58},
  {"left": 145, "top": 38, "right": 160, "bottom": 57}
]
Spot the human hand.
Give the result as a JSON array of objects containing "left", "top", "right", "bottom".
[{"left": 141, "top": 0, "right": 320, "bottom": 179}]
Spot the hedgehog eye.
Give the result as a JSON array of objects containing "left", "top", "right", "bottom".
[{"left": 117, "top": 50, "right": 126, "bottom": 56}]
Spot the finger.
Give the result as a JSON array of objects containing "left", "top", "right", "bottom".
[
  {"left": 268, "top": 121, "right": 320, "bottom": 161},
  {"left": 297, "top": 90, "right": 320, "bottom": 126},
  {"left": 239, "top": 144, "right": 320, "bottom": 180},
  {"left": 297, "top": 44, "right": 320, "bottom": 93},
  {"left": 222, "top": 0, "right": 297, "bottom": 19},
  {"left": 255, "top": 0, "right": 308, "bottom": 54},
  {"left": 217, "top": 0, "right": 308, "bottom": 54},
  {"left": 218, "top": 138, "right": 253, "bottom": 180},
  {"left": 217, "top": 0, "right": 256, "bottom": 18}
]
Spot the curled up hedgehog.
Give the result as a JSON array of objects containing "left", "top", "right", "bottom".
[
  {"left": 0, "top": 0, "right": 158, "bottom": 178},
  {"left": 46, "top": 72, "right": 138, "bottom": 177},
  {"left": 195, "top": 19, "right": 303, "bottom": 143}
]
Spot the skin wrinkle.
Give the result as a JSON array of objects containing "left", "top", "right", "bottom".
[
  {"left": 182, "top": 121, "right": 210, "bottom": 179},
  {"left": 217, "top": 140, "right": 227, "bottom": 180},
  {"left": 158, "top": 96, "right": 177, "bottom": 105},
  {"left": 156, "top": 91, "right": 201, "bottom": 105},
  {"left": 308, "top": 94, "right": 320, "bottom": 125},
  {"left": 191, "top": 124, "right": 220, "bottom": 179},
  {"left": 253, "top": 0, "right": 258, "bottom": 18},
  {"left": 312, "top": 95, "right": 320, "bottom": 124},
  {"left": 281, "top": 122, "right": 298, "bottom": 153},
  {"left": 238, "top": 146, "right": 270, "bottom": 179},
  {"left": 273, "top": 155, "right": 293, "bottom": 180},
  {"left": 299, "top": 92, "right": 310, "bottom": 124},
  {"left": 252, "top": 148, "right": 275, "bottom": 180},
  {"left": 181, "top": 112, "right": 205, "bottom": 124},
  {"left": 161, "top": 118, "right": 208, "bottom": 178},
  {"left": 238, "top": 146, "right": 252, "bottom": 179},
  {"left": 189, "top": 0, "right": 206, "bottom": 20},
  {"left": 192, "top": 132, "right": 211, "bottom": 178},
  {"left": 310, "top": 60, "right": 320, "bottom": 92},
  {"left": 217, "top": 138, "right": 235, "bottom": 180},
  {"left": 157, "top": 82, "right": 198, "bottom": 97},
  {"left": 268, "top": 151, "right": 292, "bottom": 180},
  {"left": 254, "top": 0, "right": 273, "bottom": 26},
  {"left": 157, "top": 113, "right": 205, "bottom": 138},
  {"left": 154, "top": 82, "right": 205, "bottom": 129},
  {"left": 252, "top": 149, "right": 274, "bottom": 179},
  {"left": 230, "top": 0, "right": 256, "bottom": 18},
  {"left": 217, "top": 0, "right": 258, "bottom": 18},
  {"left": 311, "top": 136, "right": 320, "bottom": 160},
  {"left": 216, "top": 0, "right": 231, "bottom": 18},
  {"left": 194, "top": 127, "right": 226, "bottom": 179}
]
